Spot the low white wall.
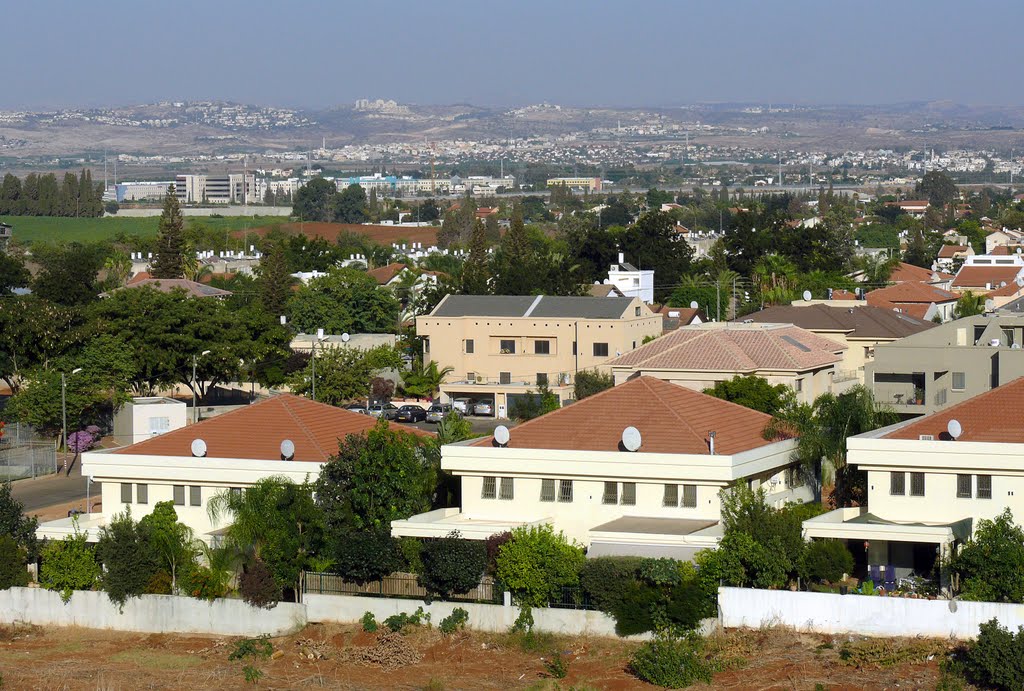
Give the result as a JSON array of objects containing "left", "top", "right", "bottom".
[
  {"left": 720, "top": 587, "right": 1024, "bottom": 639},
  {"left": 306, "top": 594, "right": 623, "bottom": 637},
  {"left": 0, "top": 588, "right": 306, "bottom": 636},
  {"left": 112, "top": 206, "right": 292, "bottom": 217}
]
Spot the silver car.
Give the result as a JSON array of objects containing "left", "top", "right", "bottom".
[
  {"left": 426, "top": 403, "right": 452, "bottom": 423},
  {"left": 368, "top": 403, "right": 399, "bottom": 420},
  {"left": 473, "top": 399, "right": 494, "bottom": 417}
]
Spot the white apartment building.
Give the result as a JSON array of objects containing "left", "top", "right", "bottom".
[
  {"left": 605, "top": 252, "right": 654, "bottom": 303},
  {"left": 175, "top": 174, "right": 257, "bottom": 205}
]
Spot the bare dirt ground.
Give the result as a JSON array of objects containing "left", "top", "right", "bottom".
[{"left": 0, "top": 622, "right": 953, "bottom": 690}]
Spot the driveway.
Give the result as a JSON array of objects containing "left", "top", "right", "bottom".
[
  {"left": 397, "top": 416, "right": 512, "bottom": 436},
  {"left": 11, "top": 453, "right": 98, "bottom": 514}
]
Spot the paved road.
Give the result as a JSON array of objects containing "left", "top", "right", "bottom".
[
  {"left": 398, "top": 416, "right": 507, "bottom": 436},
  {"left": 11, "top": 454, "right": 97, "bottom": 513}
]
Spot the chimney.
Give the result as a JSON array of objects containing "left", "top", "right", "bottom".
[{"left": 708, "top": 431, "right": 716, "bottom": 455}]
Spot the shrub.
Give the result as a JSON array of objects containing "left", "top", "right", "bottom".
[
  {"left": 543, "top": 652, "right": 569, "bottom": 679},
  {"left": 439, "top": 607, "right": 469, "bottom": 635},
  {"left": 361, "top": 611, "right": 378, "bottom": 633},
  {"left": 240, "top": 559, "right": 280, "bottom": 609},
  {"left": 182, "top": 565, "right": 230, "bottom": 601},
  {"left": 800, "top": 540, "right": 854, "bottom": 583},
  {"left": 398, "top": 537, "right": 423, "bottom": 574},
  {"left": 949, "top": 509, "right": 1024, "bottom": 603},
  {"left": 580, "top": 556, "right": 644, "bottom": 612},
  {"left": 629, "top": 631, "right": 716, "bottom": 688},
  {"left": 419, "top": 531, "right": 487, "bottom": 598},
  {"left": 332, "top": 529, "right": 403, "bottom": 585},
  {"left": 962, "top": 618, "right": 1024, "bottom": 690},
  {"left": 384, "top": 606, "right": 430, "bottom": 632},
  {"left": 484, "top": 531, "right": 512, "bottom": 575},
  {"left": 95, "top": 509, "right": 159, "bottom": 607},
  {"left": 144, "top": 570, "right": 173, "bottom": 595},
  {"left": 496, "top": 525, "right": 586, "bottom": 607},
  {"left": 39, "top": 526, "right": 100, "bottom": 603},
  {"left": 0, "top": 536, "right": 28, "bottom": 590}
]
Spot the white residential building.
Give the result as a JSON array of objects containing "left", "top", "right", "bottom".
[{"left": 605, "top": 252, "right": 654, "bottom": 303}]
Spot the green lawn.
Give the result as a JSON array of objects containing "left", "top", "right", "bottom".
[{"left": 2, "top": 215, "right": 286, "bottom": 245}]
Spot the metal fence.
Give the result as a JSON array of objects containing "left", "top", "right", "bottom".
[
  {"left": 544, "top": 586, "right": 596, "bottom": 611},
  {"left": 303, "top": 571, "right": 502, "bottom": 604},
  {"left": 0, "top": 441, "right": 56, "bottom": 481}
]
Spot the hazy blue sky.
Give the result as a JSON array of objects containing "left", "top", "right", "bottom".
[{"left": 4, "top": 0, "right": 1023, "bottom": 109}]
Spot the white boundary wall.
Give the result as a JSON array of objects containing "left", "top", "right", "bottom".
[
  {"left": 0, "top": 588, "right": 306, "bottom": 636},
  {"left": 720, "top": 587, "right": 1024, "bottom": 639}
]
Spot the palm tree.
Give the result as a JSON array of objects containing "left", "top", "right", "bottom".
[
  {"left": 857, "top": 253, "right": 900, "bottom": 287},
  {"left": 206, "top": 476, "right": 292, "bottom": 560},
  {"left": 954, "top": 290, "right": 985, "bottom": 319},
  {"left": 752, "top": 254, "right": 798, "bottom": 306},
  {"left": 401, "top": 358, "right": 454, "bottom": 400}
]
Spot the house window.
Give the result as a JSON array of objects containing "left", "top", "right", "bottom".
[
  {"left": 558, "top": 480, "right": 573, "bottom": 503},
  {"left": 663, "top": 484, "right": 678, "bottom": 507},
  {"left": 621, "top": 483, "right": 637, "bottom": 506},
  {"left": 956, "top": 474, "right": 972, "bottom": 499},
  {"left": 540, "top": 479, "right": 556, "bottom": 502},
  {"left": 500, "top": 339, "right": 516, "bottom": 354},
  {"left": 977, "top": 475, "right": 992, "bottom": 499},
  {"left": 910, "top": 472, "right": 926, "bottom": 497},
  {"left": 535, "top": 340, "right": 550, "bottom": 355},
  {"left": 423, "top": 338, "right": 429, "bottom": 353},
  {"left": 536, "top": 373, "right": 548, "bottom": 386},
  {"left": 189, "top": 486, "right": 202, "bottom": 507},
  {"left": 499, "top": 478, "right": 514, "bottom": 500},
  {"left": 173, "top": 485, "right": 185, "bottom": 506},
  {"left": 230, "top": 487, "right": 242, "bottom": 498},
  {"left": 137, "top": 483, "right": 148, "bottom": 505},
  {"left": 1004, "top": 328, "right": 1015, "bottom": 346},
  {"left": 794, "top": 379, "right": 803, "bottom": 393},
  {"left": 952, "top": 372, "right": 966, "bottom": 391},
  {"left": 572, "top": 341, "right": 577, "bottom": 355},
  {"left": 120, "top": 483, "right": 132, "bottom": 504},
  {"left": 593, "top": 343, "right": 609, "bottom": 358},
  {"left": 682, "top": 484, "right": 697, "bottom": 508},
  {"left": 500, "top": 372, "right": 511, "bottom": 385},
  {"left": 482, "top": 477, "right": 497, "bottom": 499},
  {"left": 890, "top": 472, "right": 906, "bottom": 495},
  {"left": 635, "top": 306, "right": 642, "bottom": 316},
  {"left": 464, "top": 339, "right": 474, "bottom": 354},
  {"left": 602, "top": 482, "right": 618, "bottom": 505}
]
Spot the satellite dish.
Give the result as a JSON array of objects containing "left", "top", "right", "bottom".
[
  {"left": 493, "top": 425, "right": 510, "bottom": 446},
  {"left": 689, "top": 301, "right": 699, "bottom": 309},
  {"left": 621, "top": 426, "right": 642, "bottom": 452},
  {"left": 280, "top": 439, "right": 296, "bottom": 460},
  {"left": 802, "top": 290, "right": 812, "bottom": 301},
  {"left": 947, "top": 419, "right": 963, "bottom": 440},
  {"left": 190, "top": 439, "right": 207, "bottom": 458},
  {"left": 341, "top": 332, "right": 351, "bottom": 342}
]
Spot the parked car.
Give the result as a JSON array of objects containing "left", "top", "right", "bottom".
[
  {"left": 426, "top": 403, "right": 452, "bottom": 423},
  {"left": 473, "top": 399, "right": 494, "bottom": 416},
  {"left": 453, "top": 397, "right": 473, "bottom": 414},
  {"left": 396, "top": 405, "right": 427, "bottom": 423},
  {"left": 368, "top": 403, "right": 399, "bottom": 420},
  {"left": 343, "top": 403, "right": 371, "bottom": 415}
]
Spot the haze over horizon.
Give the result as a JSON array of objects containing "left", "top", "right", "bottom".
[{"left": 5, "top": 0, "right": 1024, "bottom": 111}]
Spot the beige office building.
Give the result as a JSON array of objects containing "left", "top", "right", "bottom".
[{"left": 416, "top": 295, "right": 662, "bottom": 418}]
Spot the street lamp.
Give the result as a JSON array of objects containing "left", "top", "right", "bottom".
[
  {"left": 311, "top": 329, "right": 327, "bottom": 401},
  {"left": 61, "top": 367, "right": 83, "bottom": 474},
  {"left": 192, "top": 350, "right": 211, "bottom": 424}
]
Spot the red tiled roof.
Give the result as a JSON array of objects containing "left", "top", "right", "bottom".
[
  {"left": 938, "top": 245, "right": 969, "bottom": 259},
  {"left": 867, "top": 282, "right": 957, "bottom": 305},
  {"left": 829, "top": 289, "right": 858, "bottom": 300},
  {"left": 885, "top": 378, "right": 1024, "bottom": 443},
  {"left": 113, "top": 394, "right": 433, "bottom": 462},
  {"left": 608, "top": 324, "right": 843, "bottom": 373},
  {"left": 952, "top": 265, "right": 1024, "bottom": 290},
  {"left": 107, "top": 278, "right": 232, "bottom": 299},
  {"left": 127, "top": 272, "right": 151, "bottom": 284},
  {"left": 470, "top": 376, "right": 777, "bottom": 455},
  {"left": 367, "top": 262, "right": 408, "bottom": 285},
  {"left": 991, "top": 245, "right": 1024, "bottom": 256},
  {"left": 987, "top": 280, "right": 1024, "bottom": 298},
  {"left": 888, "top": 262, "right": 936, "bottom": 283}
]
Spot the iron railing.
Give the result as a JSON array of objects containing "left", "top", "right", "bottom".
[{"left": 303, "top": 571, "right": 502, "bottom": 604}]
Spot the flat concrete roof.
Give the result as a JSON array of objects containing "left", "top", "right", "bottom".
[{"left": 591, "top": 516, "right": 718, "bottom": 536}]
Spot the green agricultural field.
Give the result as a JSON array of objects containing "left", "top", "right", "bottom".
[{"left": 2, "top": 215, "right": 287, "bottom": 245}]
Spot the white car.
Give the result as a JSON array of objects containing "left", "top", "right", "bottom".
[
  {"left": 473, "top": 400, "right": 494, "bottom": 416},
  {"left": 453, "top": 397, "right": 472, "bottom": 414}
]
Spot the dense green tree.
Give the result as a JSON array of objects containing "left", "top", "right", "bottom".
[
  {"left": 0, "top": 481, "right": 38, "bottom": 558},
  {"left": 293, "top": 177, "right": 337, "bottom": 222},
  {"left": 32, "top": 242, "right": 106, "bottom": 306},
  {"left": 574, "top": 369, "right": 614, "bottom": 400},
  {"left": 255, "top": 240, "right": 293, "bottom": 317},
  {"left": 289, "top": 344, "right": 402, "bottom": 404},
  {"left": 438, "top": 195, "right": 475, "bottom": 248},
  {"left": 334, "top": 183, "right": 368, "bottom": 223},
  {"left": 150, "top": 186, "right": 187, "bottom": 279},
  {"left": 950, "top": 509, "right": 1024, "bottom": 603},
  {"left": 331, "top": 529, "right": 403, "bottom": 584},
  {"left": 40, "top": 522, "right": 100, "bottom": 602},
  {"left": 0, "top": 251, "right": 30, "bottom": 295},
  {"left": 619, "top": 211, "right": 694, "bottom": 301},
  {"left": 95, "top": 508, "right": 159, "bottom": 606},
  {"left": 400, "top": 358, "right": 453, "bottom": 399},
  {"left": 916, "top": 170, "right": 959, "bottom": 209},
  {"left": 496, "top": 524, "right": 586, "bottom": 607},
  {"left": 315, "top": 419, "right": 434, "bottom": 535},
  {"left": 954, "top": 290, "right": 986, "bottom": 318},
  {"left": 668, "top": 274, "right": 729, "bottom": 320},
  {"left": 138, "top": 502, "right": 197, "bottom": 593},
  {"left": 704, "top": 375, "right": 796, "bottom": 416},
  {"left": 289, "top": 267, "right": 400, "bottom": 334},
  {"left": 0, "top": 297, "right": 81, "bottom": 394},
  {"left": 461, "top": 219, "right": 490, "bottom": 294},
  {"left": 0, "top": 535, "right": 29, "bottom": 590},
  {"left": 419, "top": 531, "right": 487, "bottom": 598}
]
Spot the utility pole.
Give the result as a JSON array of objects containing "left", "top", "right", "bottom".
[{"left": 192, "top": 351, "right": 211, "bottom": 424}]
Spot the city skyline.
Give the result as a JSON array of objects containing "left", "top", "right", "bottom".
[{"left": 4, "top": 0, "right": 1024, "bottom": 110}]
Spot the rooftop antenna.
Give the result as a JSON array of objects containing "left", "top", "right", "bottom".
[
  {"left": 947, "top": 419, "right": 963, "bottom": 440},
  {"left": 280, "top": 439, "right": 296, "bottom": 461},
  {"left": 493, "top": 425, "right": 510, "bottom": 447},
  {"left": 190, "top": 439, "right": 207, "bottom": 458},
  {"left": 621, "top": 426, "right": 642, "bottom": 452}
]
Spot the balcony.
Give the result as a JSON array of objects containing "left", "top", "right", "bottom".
[{"left": 873, "top": 372, "right": 926, "bottom": 408}]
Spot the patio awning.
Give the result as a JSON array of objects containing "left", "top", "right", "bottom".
[
  {"left": 803, "top": 507, "right": 972, "bottom": 543},
  {"left": 36, "top": 514, "right": 107, "bottom": 543},
  {"left": 587, "top": 516, "right": 723, "bottom": 560},
  {"left": 391, "top": 508, "right": 548, "bottom": 540}
]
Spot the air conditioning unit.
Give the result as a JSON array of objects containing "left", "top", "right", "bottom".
[{"left": 919, "top": 434, "right": 934, "bottom": 441}]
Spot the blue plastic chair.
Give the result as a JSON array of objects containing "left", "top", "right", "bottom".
[
  {"left": 869, "top": 565, "right": 881, "bottom": 584},
  {"left": 884, "top": 565, "right": 897, "bottom": 591}
]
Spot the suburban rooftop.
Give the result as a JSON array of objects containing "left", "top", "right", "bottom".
[
  {"left": 741, "top": 303, "right": 935, "bottom": 340},
  {"left": 428, "top": 294, "right": 644, "bottom": 319},
  {"left": 883, "top": 377, "right": 1024, "bottom": 443}
]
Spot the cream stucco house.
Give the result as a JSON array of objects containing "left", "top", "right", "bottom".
[
  {"left": 605, "top": 322, "right": 845, "bottom": 405},
  {"left": 804, "top": 377, "right": 1024, "bottom": 584},
  {"left": 36, "top": 395, "right": 433, "bottom": 543},
  {"left": 392, "top": 376, "right": 813, "bottom": 560},
  {"left": 416, "top": 294, "right": 663, "bottom": 418}
]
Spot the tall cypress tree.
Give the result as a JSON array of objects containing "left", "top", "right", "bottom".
[
  {"left": 461, "top": 219, "right": 490, "bottom": 295},
  {"left": 257, "top": 241, "right": 293, "bottom": 317},
  {"left": 493, "top": 204, "right": 533, "bottom": 295},
  {"left": 150, "top": 185, "right": 187, "bottom": 279}
]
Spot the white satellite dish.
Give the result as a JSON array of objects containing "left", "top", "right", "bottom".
[
  {"left": 947, "top": 419, "right": 963, "bottom": 440},
  {"left": 621, "top": 426, "right": 642, "bottom": 452},
  {"left": 341, "top": 332, "right": 351, "bottom": 342},
  {"left": 493, "top": 425, "right": 510, "bottom": 446},
  {"left": 280, "top": 439, "right": 296, "bottom": 460},
  {"left": 802, "top": 290, "right": 812, "bottom": 301},
  {"left": 190, "top": 439, "right": 207, "bottom": 458},
  {"left": 689, "top": 301, "right": 699, "bottom": 309}
]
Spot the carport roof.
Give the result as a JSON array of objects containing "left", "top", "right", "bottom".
[{"left": 430, "top": 294, "right": 638, "bottom": 319}]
